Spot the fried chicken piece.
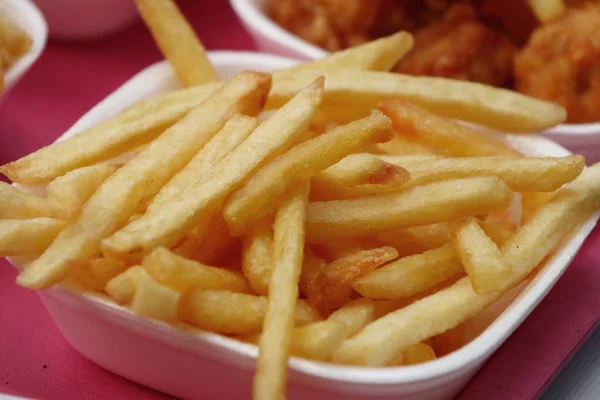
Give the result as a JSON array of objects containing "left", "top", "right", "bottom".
[
  {"left": 395, "top": 5, "right": 517, "bottom": 87},
  {"left": 514, "top": 4, "right": 600, "bottom": 123}
]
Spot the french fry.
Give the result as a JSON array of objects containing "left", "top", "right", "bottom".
[
  {"left": 149, "top": 114, "right": 258, "bottom": 209},
  {"left": 521, "top": 192, "right": 556, "bottom": 223},
  {"left": 333, "top": 163, "right": 600, "bottom": 366},
  {"left": 306, "top": 177, "right": 513, "bottom": 243},
  {"left": 453, "top": 219, "right": 511, "bottom": 294},
  {"left": 104, "top": 266, "right": 148, "bottom": 304},
  {"left": 224, "top": 113, "right": 393, "bottom": 236},
  {"left": 375, "top": 222, "right": 462, "bottom": 257},
  {"left": 403, "top": 156, "right": 584, "bottom": 192},
  {"left": 478, "top": 214, "right": 516, "bottom": 246},
  {"left": 17, "top": 72, "right": 271, "bottom": 289},
  {"left": 0, "top": 218, "right": 65, "bottom": 257},
  {"left": 374, "top": 135, "right": 437, "bottom": 156},
  {"left": 376, "top": 154, "right": 442, "bottom": 168},
  {"left": 46, "top": 165, "right": 118, "bottom": 216},
  {"left": 0, "top": 83, "right": 221, "bottom": 183},
  {"left": 131, "top": 273, "right": 181, "bottom": 322},
  {"left": 527, "top": 0, "right": 566, "bottom": 23},
  {"left": 315, "top": 238, "right": 364, "bottom": 262},
  {"left": 401, "top": 342, "right": 437, "bottom": 365},
  {"left": 178, "top": 289, "right": 321, "bottom": 335},
  {"left": 379, "top": 100, "right": 522, "bottom": 157},
  {"left": 254, "top": 184, "right": 309, "bottom": 400},
  {"left": 174, "top": 215, "right": 236, "bottom": 265},
  {"left": 103, "top": 78, "right": 324, "bottom": 257},
  {"left": 269, "top": 70, "right": 566, "bottom": 132},
  {"left": 0, "top": 182, "right": 65, "bottom": 219},
  {"left": 134, "top": 0, "right": 219, "bottom": 86},
  {"left": 68, "top": 257, "right": 127, "bottom": 291},
  {"left": 142, "top": 247, "right": 249, "bottom": 293},
  {"left": 289, "top": 31, "right": 414, "bottom": 73},
  {"left": 299, "top": 248, "right": 327, "bottom": 297},
  {"left": 328, "top": 297, "right": 380, "bottom": 337},
  {"left": 307, "top": 247, "right": 399, "bottom": 315},
  {"left": 312, "top": 153, "right": 410, "bottom": 187},
  {"left": 241, "top": 219, "right": 274, "bottom": 296}
]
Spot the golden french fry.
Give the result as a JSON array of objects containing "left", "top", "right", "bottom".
[
  {"left": 333, "top": 163, "right": 600, "bottom": 366},
  {"left": 224, "top": 113, "right": 393, "bottom": 236},
  {"left": 379, "top": 100, "right": 522, "bottom": 157},
  {"left": 134, "top": 0, "right": 218, "bottom": 86},
  {"left": 104, "top": 266, "right": 148, "bottom": 304},
  {"left": 269, "top": 70, "right": 566, "bottom": 132},
  {"left": 315, "top": 238, "right": 364, "bottom": 262},
  {"left": 17, "top": 72, "right": 271, "bottom": 289},
  {"left": 403, "top": 156, "right": 584, "bottom": 192},
  {"left": 289, "top": 31, "right": 414, "bottom": 73},
  {"left": 328, "top": 297, "right": 380, "bottom": 337},
  {"left": 375, "top": 222, "right": 462, "bottom": 257},
  {"left": 527, "top": 0, "right": 566, "bottom": 23},
  {"left": 68, "top": 257, "right": 127, "bottom": 291},
  {"left": 478, "top": 214, "right": 516, "bottom": 246},
  {"left": 0, "top": 182, "right": 65, "bottom": 219},
  {"left": 0, "top": 218, "right": 65, "bottom": 257},
  {"left": 402, "top": 342, "right": 437, "bottom": 365},
  {"left": 254, "top": 184, "right": 309, "bottom": 400},
  {"left": 374, "top": 135, "right": 437, "bottom": 156},
  {"left": 306, "top": 177, "right": 513, "bottom": 243},
  {"left": 174, "top": 215, "right": 237, "bottom": 265},
  {"left": 0, "top": 83, "right": 220, "bottom": 184},
  {"left": 299, "top": 248, "right": 327, "bottom": 297},
  {"left": 241, "top": 219, "right": 274, "bottom": 296},
  {"left": 131, "top": 273, "right": 181, "bottom": 322},
  {"left": 46, "top": 165, "right": 117, "bottom": 216},
  {"left": 103, "top": 78, "right": 324, "bottom": 257},
  {"left": 307, "top": 247, "right": 398, "bottom": 315},
  {"left": 178, "top": 289, "right": 320, "bottom": 335},
  {"left": 453, "top": 219, "right": 511, "bottom": 294},
  {"left": 522, "top": 192, "right": 556, "bottom": 223},
  {"left": 428, "top": 324, "right": 467, "bottom": 357},
  {"left": 142, "top": 247, "right": 249, "bottom": 293},
  {"left": 150, "top": 114, "right": 258, "bottom": 209}
]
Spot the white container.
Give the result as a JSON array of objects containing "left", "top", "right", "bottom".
[
  {"left": 9, "top": 51, "right": 599, "bottom": 400},
  {"left": 1, "top": 0, "right": 47, "bottom": 97},
  {"left": 32, "top": 0, "right": 138, "bottom": 40},
  {"left": 230, "top": 0, "right": 600, "bottom": 164}
]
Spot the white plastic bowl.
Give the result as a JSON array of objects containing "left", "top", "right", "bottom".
[
  {"left": 32, "top": 0, "right": 138, "bottom": 40},
  {"left": 1, "top": 0, "right": 47, "bottom": 97},
  {"left": 9, "top": 51, "right": 599, "bottom": 400},
  {"left": 230, "top": 0, "right": 600, "bottom": 164}
]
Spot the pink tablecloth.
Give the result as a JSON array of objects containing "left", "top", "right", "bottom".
[{"left": 1, "top": 1, "right": 599, "bottom": 399}]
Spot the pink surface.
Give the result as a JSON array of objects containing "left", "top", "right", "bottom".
[{"left": 1, "top": 1, "right": 599, "bottom": 399}]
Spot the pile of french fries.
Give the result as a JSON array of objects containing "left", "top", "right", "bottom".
[{"left": 2, "top": 1, "right": 600, "bottom": 399}]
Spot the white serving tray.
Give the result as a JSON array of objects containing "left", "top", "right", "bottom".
[
  {"left": 9, "top": 51, "right": 599, "bottom": 400},
  {"left": 1, "top": 0, "right": 47, "bottom": 97},
  {"left": 229, "top": 0, "right": 600, "bottom": 164}
]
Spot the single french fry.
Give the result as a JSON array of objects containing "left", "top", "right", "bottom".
[
  {"left": 375, "top": 222, "right": 462, "bottom": 257},
  {"left": 134, "top": 0, "right": 219, "bottom": 86},
  {"left": 299, "top": 248, "right": 327, "bottom": 297},
  {"left": 174, "top": 215, "right": 236, "bottom": 265},
  {"left": 328, "top": 297, "right": 380, "bottom": 338},
  {"left": 333, "top": 163, "right": 600, "bottom": 366},
  {"left": 527, "top": 0, "right": 566, "bottom": 23},
  {"left": 68, "top": 257, "right": 127, "bottom": 291},
  {"left": 478, "top": 214, "right": 516, "bottom": 246},
  {"left": 374, "top": 136, "right": 437, "bottom": 156},
  {"left": 290, "top": 31, "right": 414, "bottom": 73},
  {"left": 0, "top": 218, "right": 65, "bottom": 256},
  {"left": 315, "top": 238, "right": 364, "bottom": 262},
  {"left": 46, "top": 165, "right": 118, "bottom": 216},
  {"left": 178, "top": 289, "right": 320, "bottom": 335},
  {"left": 142, "top": 247, "right": 249, "bottom": 293},
  {"left": 131, "top": 273, "right": 181, "bottom": 322},
  {"left": 149, "top": 114, "right": 258, "bottom": 209},
  {"left": 453, "top": 219, "right": 511, "bottom": 294},
  {"left": 307, "top": 247, "right": 399, "bottom": 315},
  {"left": 379, "top": 100, "right": 522, "bottom": 157},
  {"left": 403, "top": 156, "right": 584, "bottom": 192},
  {"left": 306, "top": 177, "right": 513, "bottom": 243},
  {"left": 105, "top": 266, "right": 149, "bottom": 304},
  {"left": 224, "top": 113, "right": 393, "bottom": 236},
  {"left": 241, "top": 219, "right": 274, "bottom": 296},
  {"left": 269, "top": 70, "right": 566, "bottom": 132},
  {"left": 102, "top": 78, "right": 324, "bottom": 258},
  {"left": 0, "top": 182, "right": 65, "bottom": 219},
  {"left": 0, "top": 83, "right": 221, "bottom": 183},
  {"left": 17, "top": 72, "right": 271, "bottom": 289},
  {"left": 402, "top": 342, "right": 437, "bottom": 365},
  {"left": 254, "top": 184, "right": 309, "bottom": 400}
]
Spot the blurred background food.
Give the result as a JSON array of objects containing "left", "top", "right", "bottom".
[
  {"left": 0, "top": 15, "right": 32, "bottom": 94},
  {"left": 267, "top": 0, "right": 600, "bottom": 123}
]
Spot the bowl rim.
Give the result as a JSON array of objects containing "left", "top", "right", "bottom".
[
  {"left": 14, "top": 50, "right": 600, "bottom": 386},
  {"left": 230, "top": 0, "right": 600, "bottom": 136}
]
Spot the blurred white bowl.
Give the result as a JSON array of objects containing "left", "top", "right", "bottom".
[
  {"left": 230, "top": 0, "right": 600, "bottom": 163},
  {"left": 33, "top": 0, "right": 138, "bottom": 40},
  {"left": 1, "top": 0, "right": 47, "bottom": 97}
]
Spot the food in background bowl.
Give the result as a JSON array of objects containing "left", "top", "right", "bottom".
[
  {"left": 267, "top": 0, "right": 600, "bottom": 124},
  {"left": 0, "top": 15, "right": 32, "bottom": 94}
]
